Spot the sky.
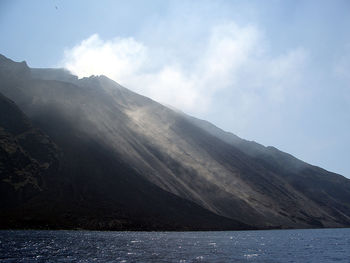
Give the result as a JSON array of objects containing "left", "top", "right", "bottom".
[{"left": 1, "top": 0, "right": 350, "bottom": 177}]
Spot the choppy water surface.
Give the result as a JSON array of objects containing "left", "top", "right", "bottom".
[{"left": 1, "top": 228, "right": 350, "bottom": 262}]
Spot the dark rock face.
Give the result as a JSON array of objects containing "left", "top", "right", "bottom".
[
  {"left": 0, "top": 54, "right": 350, "bottom": 230},
  {"left": 0, "top": 93, "right": 59, "bottom": 210}
]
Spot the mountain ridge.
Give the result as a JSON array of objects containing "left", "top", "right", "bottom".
[{"left": 1, "top": 54, "right": 350, "bottom": 230}]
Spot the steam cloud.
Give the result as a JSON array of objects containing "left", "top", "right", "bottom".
[{"left": 60, "top": 22, "right": 307, "bottom": 117}]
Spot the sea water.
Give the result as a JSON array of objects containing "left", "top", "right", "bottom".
[{"left": 1, "top": 228, "right": 349, "bottom": 262}]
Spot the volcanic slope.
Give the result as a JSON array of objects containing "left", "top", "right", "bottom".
[{"left": 1, "top": 54, "right": 350, "bottom": 229}]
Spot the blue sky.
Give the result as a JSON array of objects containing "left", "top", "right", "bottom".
[{"left": 1, "top": 0, "right": 350, "bottom": 177}]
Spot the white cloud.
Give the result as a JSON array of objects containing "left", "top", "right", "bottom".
[
  {"left": 61, "top": 22, "right": 307, "bottom": 116},
  {"left": 62, "top": 34, "right": 147, "bottom": 82}
]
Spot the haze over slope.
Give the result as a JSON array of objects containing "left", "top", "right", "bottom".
[{"left": 1, "top": 54, "right": 350, "bottom": 230}]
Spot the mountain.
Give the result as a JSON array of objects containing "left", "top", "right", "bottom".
[{"left": 1, "top": 54, "right": 350, "bottom": 230}]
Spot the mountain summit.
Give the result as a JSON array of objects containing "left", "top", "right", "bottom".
[{"left": 1, "top": 54, "right": 350, "bottom": 230}]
